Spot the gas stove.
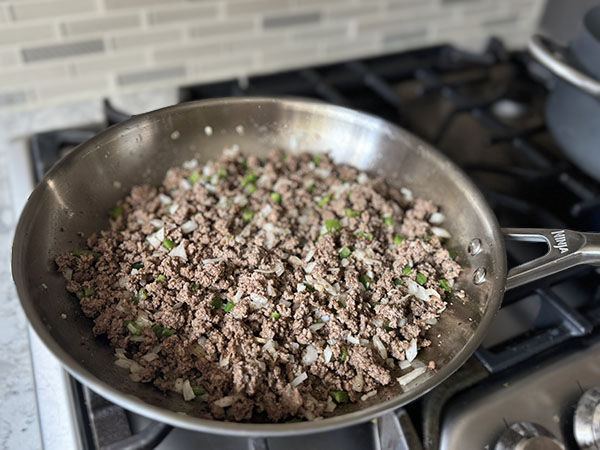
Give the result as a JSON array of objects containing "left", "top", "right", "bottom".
[{"left": 24, "top": 39, "right": 600, "bottom": 450}]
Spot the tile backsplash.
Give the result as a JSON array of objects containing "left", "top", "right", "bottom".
[{"left": 0, "top": 0, "right": 545, "bottom": 111}]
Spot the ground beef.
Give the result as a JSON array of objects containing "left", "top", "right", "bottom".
[{"left": 55, "top": 148, "right": 465, "bottom": 422}]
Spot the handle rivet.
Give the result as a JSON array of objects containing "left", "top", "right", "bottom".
[
  {"left": 468, "top": 238, "right": 482, "bottom": 256},
  {"left": 473, "top": 267, "right": 487, "bottom": 284}
]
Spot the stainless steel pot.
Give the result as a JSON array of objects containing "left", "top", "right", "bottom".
[
  {"left": 11, "top": 97, "right": 600, "bottom": 436},
  {"left": 529, "top": 4, "right": 600, "bottom": 181}
]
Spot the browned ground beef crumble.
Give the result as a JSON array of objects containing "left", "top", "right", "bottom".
[{"left": 56, "top": 148, "right": 464, "bottom": 422}]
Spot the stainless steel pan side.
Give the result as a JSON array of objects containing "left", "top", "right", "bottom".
[{"left": 10, "top": 97, "right": 532, "bottom": 435}]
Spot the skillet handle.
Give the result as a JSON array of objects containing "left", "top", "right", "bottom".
[
  {"left": 528, "top": 35, "right": 600, "bottom": 98},
  {"left": 503, "top": 228, "right": 600, "bottom": 290}
]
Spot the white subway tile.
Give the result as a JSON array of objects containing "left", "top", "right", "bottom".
[
  {"left": 153, "top": 42, "right": 224, "bottom": 64},
  {"left": 0, "top": 6, "right": 8, "bottom": 24},
  {"left": 0, "top": 89, "right": 29, "bottom": 106},
  {"left": 111, "top": 28, "right": 183, "bottom": 50},
  {"left": 0, "top": 23, "right": 56, "bottom": 46},
  {"left": 188, "top": 18, "right": 256, "bottom": 40},
  {"left": 226, "top": 0, "right": 293, "bottom": 16},
  {"left": 63, "top": 13, "right": 142, "bottom": 37},
  {"left": 0, "top": 65, "right": 68, "bottom": 86},
  {"left": 324, "top": 37, "right": 380, "bottom": 61},
  {"left": 0, "top": 49, "right": 19, "bottom": 68},
  {"left": 72, "top": 52, "right": 147, "bottom": 75},
  {"left": 292, "top": 24, "right": 348, "bottom": 43},
  {"left": 148, "top": 3, "right": 219, "bottom": 26},
  {"left": 36, "top": 76, "right": 109, "bottom": 100},
  {"left": 104, "top": 0, "right": 187, "bottom": 9},
  {"left": 228, "top": 33, "right": 287, "bottom": 52},
  {"left": 10, "top": 0, "right": 96, "bottom": 21}
]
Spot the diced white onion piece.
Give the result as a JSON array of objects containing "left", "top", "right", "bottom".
[
  {"left": 130, "top": 335, "right": 145, "bottom": 342},
  {"left": 130, "top": 373, "right": 142, "bottom": 382},
  {"left": 406, "top": 339, "right": 418, "bottom": 362},
  {"left": 372, "top": 335, "right": 387, "bottom": 360},
  {"left": 305, "top": 249, "right": 315, "bottom": 263},
  {"left": 432, "top": 227, "right": 451, "bottom": 239},
  {"left": 264, "top": 339, "right": 277, "bottom": 355},
  {"left": 399, "top": 359, "right": 412, "bottom": 370},
  {"left": 114, "top": 358, "right": 132, "bottom": 369},
  {"left": 429, "top": 212, "right": 445, "bottom": 225},
  {"left": 182, "top": 159, "right": 198, "bottom": 169},
  {"left": 202, "top": 257, "right": 226, "bottom": 264},
  {"left": 280, "top": 299, "right": 291, "bottom": 307},
  {"left": 169, "top": 242, "right": 187, "bottom": 261},
  {"left": 321, "top": 315, "right": 330, "bottom": 323},
  {"left": 341, "top": 258, "right": 349, "bottom": 267},
  {"left": 214, "top": 396, "right": 236, "bottom": 408},
  {"left": 401, "top": 187, "right": 413, "bottom": 202},
  {"left": 142, "top": 352, "right": 158, "bottom": 362},
  {"left": 347, "top": 334, "right": 360, "bottom": 345},
  {"left": 260, "top": 204, "right": 272, "bottom": 217},
  {"left": 129, "top": 361, "right": 143, "bottom": 374},
  {"left": 323, "top": 346, "right": 333, "bottom": 363},
  {"left": 173, "top": 378, "right": 184, "bottom": 393},
  {"left": 291, "top": 372, "right": 308, "bottom": 387},
  {"left": 180, "top": 179, "right": 192, "bottom": 191},
  {"left": 305, "top": 262, "right": 316, "bottom": 274},
  {"left": 397, "top": 366, "right": 427, "bottom": 386},
  {"left": 219, "top": 353, "right": 230, "bottom": 367},
  {"left": 168, "top": 204, "right": 179, "bottom": 215},
  {"left": 309, "top": 322, "right": 325, "bottom": 332},
  {"left": 372, "top": 319, "right": 383, "bottom": 328},
  {"left": 326, "top": 397, "right": 337, "bottom": 412},
  {"left": 406, "top": 279, "right": 430, "bottom": 302},
  {"left": 204, "top": 126, "right": 213, "bottom": 136},
  {"left": 181, "top": 220, "right": 197, "bottom": 234},
  {"left": 250, "top": 293, "right": 268, "bottom": 305},
  {"left": 182, "top": 379, "right": 195, "bottom": 401},
  {"left": 150, "top": 219, "right": 163, "bottom": 228},
  {"left": 136, "top": 312, "right": 152, "bottom": 328},
  {"left": 425, "top": 318, "right": 438, "bottom": 325},
  {"left": 302, "top": 345, "right": 318, "bottom": 365},
  {"left": 352, "top": 372, "right": 364, "bottom": 392},
  {"left": 289, "top": 256, "right": 303, "bottom": 266},
  {"left": 426, "top": 288, "right": 441, "bottom": 299},
  {"left": 62, "top": 268, "right": 73, "bottom": 281},
  {"left": 197, "top": 336, "right": 207, "bottom": 346},
  {"left": 361, "top": 390, "right": 377, "bottom": 401},
  {"left": 357, "top": 173, "right": 369, "bottom": 184},
  {"left": 159, "top": 194, "right": 172, "bottom": 204}
]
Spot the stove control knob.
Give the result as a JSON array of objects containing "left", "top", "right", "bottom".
[
  {"left": 574, "top": 387, "right": 600, "bottom": 449},
  {"left": 495, "top": 421, "right": 565, "bottom": 450}
]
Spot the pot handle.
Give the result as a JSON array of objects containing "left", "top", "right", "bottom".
[
  {"left": 528, "top": 35, "right": 600, "bottom": 98},
  {"left": 503, "top": 228, "right": 600, "bottom": 290}
]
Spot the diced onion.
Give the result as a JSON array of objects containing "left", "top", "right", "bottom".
[
  {"left": 169, "top": 242, "right": 187, "bottom": 261},
  {"left": 150, "top": 219, "right": 163, "bottom": 228},
  {"left": 309, "top": 322, "right": 325, "bottom": 332},
  {"left": 302, "top": 345, "right": 318, "bottom": 365},
  {"left": 214, "top": 396, "right": 236, "bottom": 408},
  {"left": 397, "top": 366, "right": 427, "bottom": 386},
  {"left": 159, "top": 194, "right": 172, "bottom": 204},
  {"left": 406, "top": 339, "right": 418, "bottom": 362},
  {"left": 429, "top": 212, "right": 445, "bottom": 225},
  {"left": 202, "top": 257, "right": 226, "bottom": 264},
  {"left": 432, "top": 227, "right": 451, "bottom": 239},
  {"left": 289, "top": 256, "right": 303, "bottom": 266},
  {"left": 326, "top": 397, "right": 337, "bottom": 412},
  {"left": 361, "top": 390, "right": 377, "bottom": 401},
  {"left": 182, "top": 379, "right": 195, "bottom": 401},
  {"left": 323, "top": 346, "right": 333, "bottom": 363},
  {"left": 181, "top": 220, "right": 197, "bottom": 234},
  {"left": 399, "top": 359, "right": 412, "bottom": 370},
  {"left": 291, "top": 372, "right": 308, "bottom": 387},
  {"left": 219, "top": 353, "right": 230, "bottom": 367},
  {"left": 401, "top": 187, "right": 413, "bottom": 202},
  {"left": 372, "top": 335, "right": 387, "bottom": 360},
  {"left": 352, "top": 372, "right": 364, "bottom": 392},
  {"left": 305, "top": 249, "right": 315, "bottom": 262},
  {"left": 142, "top": 353, "right": 158, "bottom": 362},
  {"left": 407, "top": 279, "right": 430, "bottom": 302},
  {"left": 347, "top": 334, "right": 360, "bottom": 345},
  {"left": 114, "top": 358, "right": 132, "bottom": 369}
]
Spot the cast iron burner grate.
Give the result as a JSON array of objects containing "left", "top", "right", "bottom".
[{"left": 28, "top": 38, "right": 600, "bottom": 449}]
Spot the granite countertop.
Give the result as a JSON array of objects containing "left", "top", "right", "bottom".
[{"left": 0, "top": 88, "right": 178, "bottom": 449}]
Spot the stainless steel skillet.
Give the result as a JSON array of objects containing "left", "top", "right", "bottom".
[{"left": 11, "top": 97, "right": 600, "bottom": 437}]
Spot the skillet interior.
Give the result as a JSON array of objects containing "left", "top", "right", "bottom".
[{"left": 12, "top": 97, "right": 506, "bottom": 436}]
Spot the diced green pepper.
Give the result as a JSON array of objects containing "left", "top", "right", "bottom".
[
  {"left": 359, "top": 274, "right": 373, "bottom": 290},
  {"left": 270, "top": 192, "right": 282, "bottom": 203},
  {"left": 325, "top": 219, "right": 341, "bottom": 233},
  {"left": 402, "top": 265, "right": 412, "bottom": 275},
  {"left": 313, "top": 155, "right": 322, "bottom": 166},
  {"left": 242, "top": 172, "right": 258, "bottom": 187},
  {"left": 156, "top": 274, "right": 167, "bottom": 282},
  {"left": 136, "top": 288, "right": 148, "bottom": 302},
  {"left": 132, "top": 262, "right": 143, "bottom": 269},
  {"left": 307, "top": 183, "right": 316, "bottom": 194},
  {"left": 270, "top": 311, "right": 281, "bottom": 320},
  {"left": 318, "top": 194, "right": 332, "bottom": 207},
  {"left": 337, "top": 300, "right": 345, "bottom": 308},
  {"left": 111, "top": 205, "right": 123, "bottom": 220},
  {"left": 192, "top": 385, "right": 205, "bottom": 396},
  {"left": 416, "top": 273, "right": 427, "bottom": 285},
  {"left": 152, "top": 325, "right": 175, "bottom": 339},
  {"left": 224, "top": 301, "right": 235, "bottom": 313},
  {"left": 211, "top": 298, "right": 223, "bottom": 309},
  {"left": 384, "top": 217, "right": 394, "bottom": 227},
  {"left": 187, "top": 171, "right": 201, "bottom": 185},
  {"left": 356, "top": 231, "right": 373, "bottom": 241},
  {"left": 217, "top": 168, "right": 228, "bottom": 179},
  {"left": 439, "top": 279, "right": 452, "bottom": 292},
  {"left": 163, "top": 238, "right": 175, "bottom": 250},
  {"left": 339, "top": 246, "right": 351, "bottom": 259},
  {"left": 330, "top": 390, "right": 349, "bottom": 404},
  {"left": 304, "top": 283, "right": 315, "bottom": 293},
  {"left": 340, "top": 347, "right": 349, "bottom": 361},
  {"left": 393, "top": 278, "right": 403, "bottom": 286},
  {"left": 383, "top": 319, "right": 392, "bottom": 331},
  {"left": 245, "top": 183, "right": 257, "bottom": 195},
  {"left": 449, "top": 250, "right": 457, "bottom": 260},
  {"left": 191, "top": 283, "right": 200, "bottom": 292},
  {"left": 394, "top": 236, "right": 404, "bottom": 245},
  {"left": 84, "top": 287, "right": 94, "bottom": 297},
  {"left": 344, "top": 208, "right": 361, "bottom": 218},
  {"left": 242, "top": 209, "right": 255, "bottom": 222}
]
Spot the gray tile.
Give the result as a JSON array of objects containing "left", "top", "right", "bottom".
[
  {"left": 483, "top": 13, "right": 518, "bottom": 26},
  {"left": 153, "top": 41, "right": 222, "bottom": 64},
  {"left": 105, "top": 0, "right": 186, "bottom": 9},
  {"left": 11, "top": 0, "right": 96, "bottom": 21},
  {"left": 0, "top": 23, "right": 56, "bottom": 45},
  {"left": 148, "top": 3, "right": 218, "bottom": 25},
  {"left": 0, "top": 89, "right": 27, "bottom": 106},
  {"left": 226, "top": 0, "right": 292, "bottom": 16},
  {"left": 382, "top": 27, "right": 428, "bottom": 46},
  {"left": 292, "top": 24, "right": 347, "bottom": 42},
  {"left": 189, "top": 18, "right": 255, "bottom": 39},
  {"left": 22, "top": 39, "right": 105, "bottom": 63},
  {"left": 63, "top": 13, "right": 141, "bottom": 36},
  {"left": 116, "top": 66, "right": 185, "bottom": 85},
  {"left": 111, "top": 28, "right": 183, "bottom": 50},
  {"left": 0, "top": 5, "right": 8, "bottom": 23},
  {"left": 441, "top": 0, "right": 480, "bottom": 3},
  {"left": 263, "top": 11, "right": 320, "bottom": 29}
]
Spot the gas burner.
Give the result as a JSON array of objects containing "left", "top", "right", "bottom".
[
  {"left": 495, "top": 422, "right": 564, "bottom": 450},
  {"left": 574, "top": 387, "right": 600, "bottom": 449}
]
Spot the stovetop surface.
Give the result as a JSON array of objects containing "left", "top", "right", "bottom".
[{"left": 28, "top": 40, "right": 600, "bottom": 450}]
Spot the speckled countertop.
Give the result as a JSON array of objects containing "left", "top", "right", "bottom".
[{"left": 0, "top": 88, "right": 178, "bottom": 449}]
